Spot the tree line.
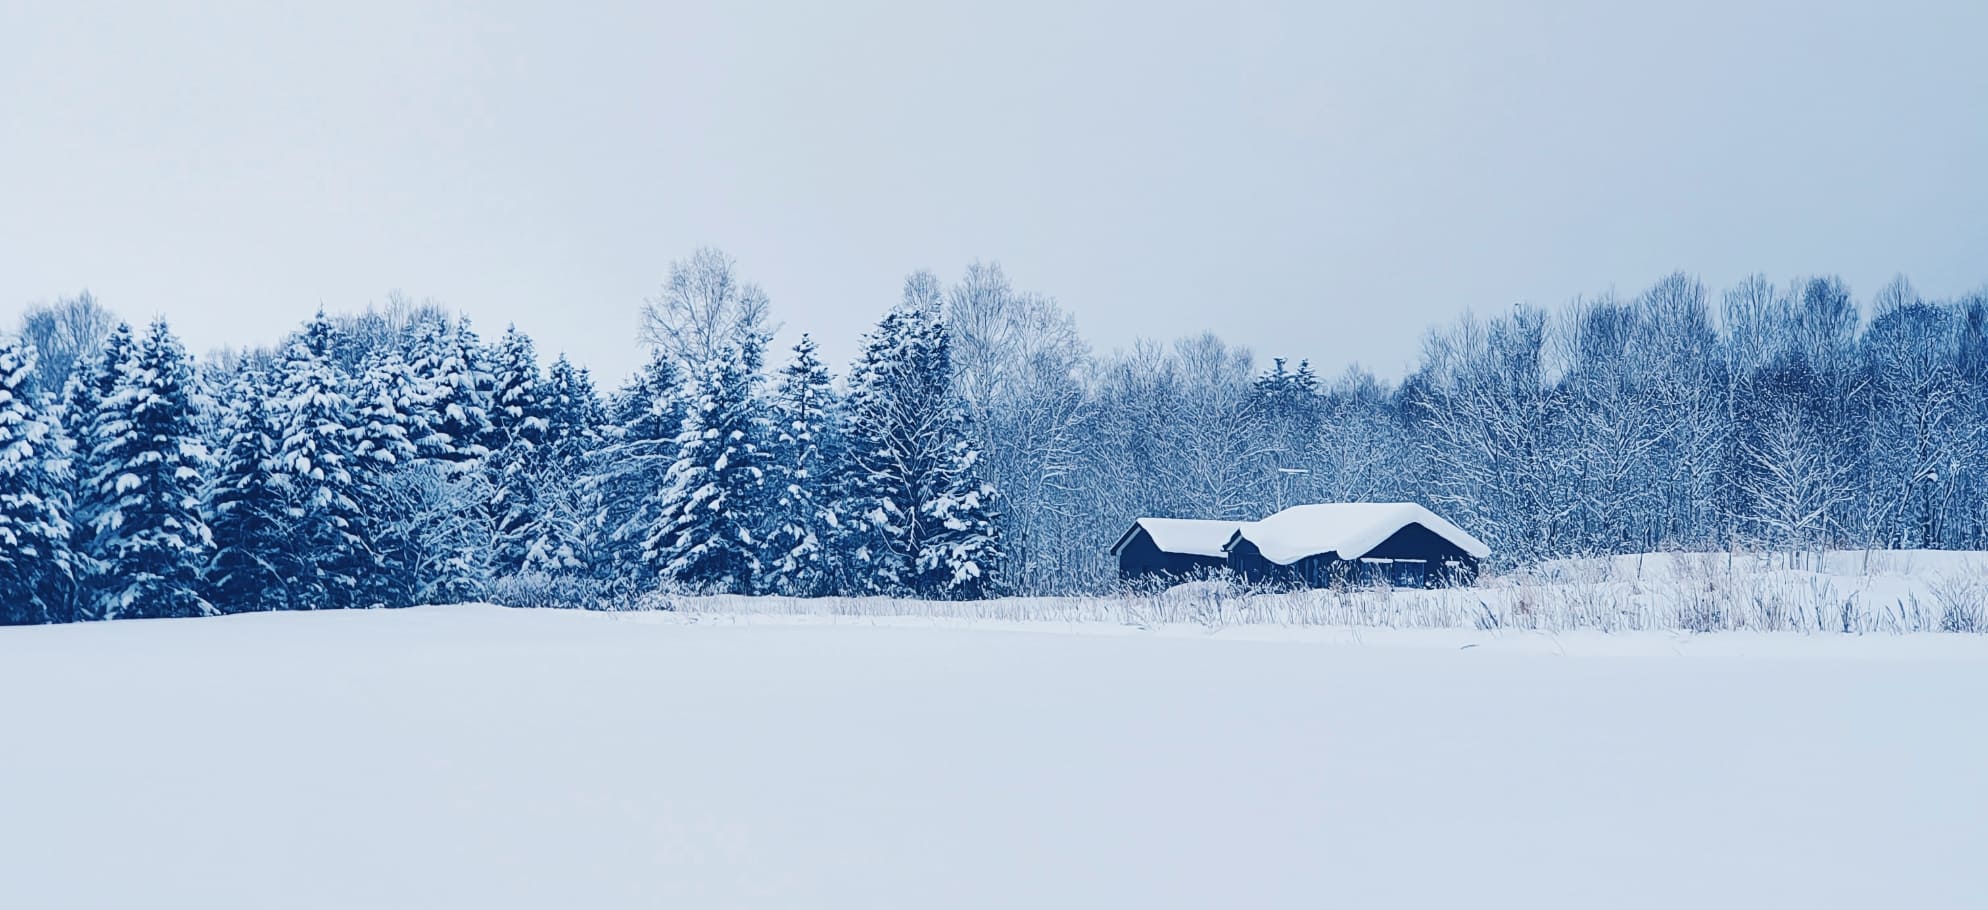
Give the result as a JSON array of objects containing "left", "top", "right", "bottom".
[
  {"left": 0, "top": 252, "right": 998, "bottom": 623},
  {"left": 3, "top": 256, "right": 1986, "bottom": 623}
]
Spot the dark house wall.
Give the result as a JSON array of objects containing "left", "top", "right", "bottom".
[
  {"left": 1225, "top": 523, "right": 1481, "bottom": 589},
  {"left": 1364, "top": 523, "right": 1481, "bottom": 586},
  {"left": 1364, "top": 523, "right": 1474, "bottom": 562},
  {"left": 1115, "top": 529, "right": 1227, "bottom": 581},
  {"left": 1224, "top": 538, "right": 1296, "bottom": 586}
]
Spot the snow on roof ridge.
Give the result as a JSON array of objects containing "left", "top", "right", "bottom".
[
  {"left": 1228, "top": 502, "right": 1490, "bottom": 565},
  {"left": 1115, "top": 517, "right": 1248, "bottom": 558}
]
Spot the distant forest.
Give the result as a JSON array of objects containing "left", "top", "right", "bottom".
[{"left": 3, "top": 251, "right": 1986, "bottom": 622}]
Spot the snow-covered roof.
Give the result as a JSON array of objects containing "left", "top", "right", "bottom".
[
  {"left": 1224, "top": 503, "right": 1490, "bottom": 565},
  {"left": 1112, "top": 518, "right": 1247, "bottom": 558}
]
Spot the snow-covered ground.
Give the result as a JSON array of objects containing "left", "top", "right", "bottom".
[
  {"left": 644, "top": 548, "right": 1988, "bottom": 635},
  {"left": 4, "top": 605, "right": 1984, "bottom": 908}
]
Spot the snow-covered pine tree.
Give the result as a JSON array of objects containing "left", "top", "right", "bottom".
[
  {"left": 762, "top": 334, "right": 844, "bottom": 597},
  {"left": 79, "top": 319, "right": 214, "bottom": 620},
  {"left": 353, "top": 349, "right": 423, "bottom": 473},
  {"left": 351, "top": 348, "right": 424, "bottom": 606},
  {"left": 268, "top": 313, "right": 373, "bottom": 610},
  {"left": 611, "top": 350, "right": 689, "bottom": 450},
  {"left": 486, "top": 325, "right": 550, "bottom": 575},
  {"left": 1248, "top": 356, "right": 1326, "bottom": 507},
  {"left": 60, "top": 321, "right": 136, "bottom": 618},
  {"left": 0, "top": 334, "right": 75, "bottom": 624},
  {"left": 202, "top": 367, "right": 290, "bottom": 613},
  {"left": 916, "top": 442, "right": 1001, "bottom": 599},
  {"left": 589, "top": 350, "right": 687, "bottom": 585},
  {"left": 404, "top": 316, "right": 496, "bottom": 465},
  {"left": 397, "top": 316, "right": 499, "bottom": 599},
  {"left": 489, "top": 325, "right": 550, "bottom": 450},
  {"left": 517, "top": 354, "right": 605, "bottom": 575},
  {"left": 59, "top": 321, "right": 133, "bottom": 449},
  {"left": 841, "top": 280, "right": 1002, "bottom": 598},
  {"left": 543, "top": 355, "right": 605, "bottom": 460},
  {"left": 645, "top": 335, "right": 773, "bottom": 594}
]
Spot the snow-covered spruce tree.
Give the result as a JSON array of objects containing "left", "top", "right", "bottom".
[
  {"left": 1249, "top": 356, "right": 1326, "bottom": 507},
  {"left": 350, "top": 341, "right": 501, "bottom": 606},
  {"left": 202, "top": 367, "right": 291, "bottom": 613},
  {"left": 267, "top": 313, "right": 373, "bottom": 610},
  {"left": 486, "top": 325, "right": 550, "bottom": 575},
  {"left": 78, "top": 319, "right": 213, "bottom": 620},
  {"left": 352, "top": 349, "right": 423, "bottom": 474},
  {"left": 841, "top": 278, "right": 1001, "bottom": 598},
  {"left": 762, "top": 334, "right": 844, "bottom": 597},
  {"left": 489, "top": 325, "right": 550, "bottom": 449},
  {"left": 404, "top": 315, "right": 496, "bottom": 465},
  {"left": 645, "top": 335, "right": 773, "bottom": 594},
  {"left": 58, "top": 321, "right": 133, "bottom": 446},
  {"left": 543, "top": 355, "right": 606, "bottom": 458},
  {"left": 395, "top": 315, "right": 499, "bottom": 600},
  {"left": 0, "top": 335, "right": 75, "bottom": 625},
  {"left": 60, "top": 320, "right": 136, "bottom": 618},
  {"left": 350, "top": 348, "right": 424, "bottom": 606},
  {"left": 517, "top": 354, "right": 605, "bottom": 576},
  {"left": 588, "top": 350, "right": 687, "bottom": 586}
]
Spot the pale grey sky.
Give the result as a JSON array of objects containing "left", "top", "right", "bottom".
[{"left": 4, "top": 0, "right": 1985, "bottom": 383}]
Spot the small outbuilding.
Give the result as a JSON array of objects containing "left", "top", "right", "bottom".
[
  {"left": 1109, "top": 518, "right": 1245, "bottom": 581},
  {"left": 1223, "top": 502, "right": 1488, "bottom": 588}
]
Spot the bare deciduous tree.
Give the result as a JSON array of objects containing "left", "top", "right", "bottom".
[
  {"left": 18, "top": 290, "right": 117, "bottom": 400},
  {"left": 944, "top": 262, "right": 1092, "bottom": 594},
  {"left": 640, "top": 248, "right": 773, "bottom": 368}
]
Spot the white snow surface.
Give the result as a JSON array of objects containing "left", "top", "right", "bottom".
[
  {"left": 1118, "top": 516, "right": 1244, "bottom": 557},
  {"left": 4, "top": 604, "right": 1984, "bottom": 909},
  {"left": 1235, "top": 501, "right": 1493, "bottom": 563}
]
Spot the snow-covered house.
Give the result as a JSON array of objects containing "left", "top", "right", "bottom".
[
  {"left": 1222, "top": 502, "right": 1488, "bottom": 588},
  {"left": 1109, "top": 518, "right": 1246, "bottom": 581}
]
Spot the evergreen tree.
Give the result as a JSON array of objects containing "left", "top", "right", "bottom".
[
  {"left": 60, "top": 321, "right": 134, "bottom": 448},
  {"left": 0, "top": 335, "right": 75, "bottom": 624},
  {"left": 543, "top": 355, "right": 605, "bottom": 459},
  {"left": 353, "top": 349, "right": 423, "bottom": 473},
  {"left": 763, "top": 334, "right": 843, "bottom": 596},
  {"left": 487, "top": 326, "right": 550, "bottom": 574},
  {"left": 518, "top": 355, "right": 606, "bottom": 575},
  {"left": 489, "top": 325, "right": 549, "bottom": 449},
  {"left": 268, "top": 314, "right": 372, "bottom": 609},
  {"left": 405, "top": 316, "right": 495, "bottom": 465},
  {"left": 589, "top": 351, "right": 687, "bottom": 585},
  {"left": 61, "top": 321, "right": 135, "bottom": 618},
  {"left": 202, "top": 367, "right": 289, "bottom": 613},
  {"left": 1250, "top": 356, "right": 1325, "bottom": 507},
  {"left": 352, "top": 348, "right": 424, "bottom": 606},
  {"left": 841, "top": 284, "right": 1002, "bottom": 598},
  {"left": 645, "top": 337, "right": 773, "bottom": 594},
  {"left": 79, "top": 319, "right": 213, "bottom": 619},
  {"left": 396, "top": 316, "right": 499, "bottom": 599}
]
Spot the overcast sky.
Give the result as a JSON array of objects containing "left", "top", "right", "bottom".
[{"left": 4, "top": 0, "right": 1985, "bottom": 383}]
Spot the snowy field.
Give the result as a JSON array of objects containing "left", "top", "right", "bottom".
[
  {"left": 619, "top": 548, "right": 1988, "bottom": 635},
  {"left": 4, "top": 605, "right": 1986, "bottom": 909}
]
